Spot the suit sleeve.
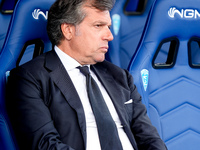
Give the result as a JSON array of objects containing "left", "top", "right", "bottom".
[
  {"left": 6, "top": 67, "right": 75, "bottom": 150},
  {"left": 126, "top": 70, "right": 167, "bottom": 150}
]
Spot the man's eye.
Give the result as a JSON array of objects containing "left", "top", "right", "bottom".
[{"left": 95, "top": 24, "right": 101, "bottom": 28}]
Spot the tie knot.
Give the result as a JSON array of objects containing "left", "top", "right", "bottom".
[{"left": 77, "top": 66, "right": 90, "bottom": 76}]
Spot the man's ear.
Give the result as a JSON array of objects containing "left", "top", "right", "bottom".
[{"left": 61, "top": 23, "right": 73, "bottom": 40}]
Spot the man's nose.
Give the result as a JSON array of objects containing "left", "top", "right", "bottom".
[{"left": 103, "top": 27, "right": 114, "bottom": 41}]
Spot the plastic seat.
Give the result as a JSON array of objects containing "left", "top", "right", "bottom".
[
  {"left": 0, "top": 0, "right": 55, "bottom": 149},
  {"left": 106, "top": 0, "right": 154, "bottom": 69},
  {"left": 128, "top": 0, "right": 200, "bottom": 149}
]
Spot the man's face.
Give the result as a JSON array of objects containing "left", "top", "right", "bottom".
[{"left": 67, "top": 6, "right": 113, "bottom": 65}]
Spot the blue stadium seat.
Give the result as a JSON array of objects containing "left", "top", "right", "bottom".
[
  {"left": 106, "top": 0, "right": 154, "bottom": 69},
  {"left": 128, "top": 0, "right": 200, "bottom": 149},
  {"left": 0, "top": 0, "right": 17, "bottom": 51},
  {"left": 0, "top": 0, "right": 55, "bottom": 149}
]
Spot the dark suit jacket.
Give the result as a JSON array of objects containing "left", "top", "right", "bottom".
[{"left": 6, "top": 50, "right": 166, "bottom": 150}]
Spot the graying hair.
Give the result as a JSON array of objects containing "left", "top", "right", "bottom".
[{"left": 47, "top": 0, "right": 115, "bottom": 46}]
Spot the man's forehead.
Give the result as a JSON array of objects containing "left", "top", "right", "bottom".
[{"left": 83, "top": 6, "right": 111, "bottom": 23}]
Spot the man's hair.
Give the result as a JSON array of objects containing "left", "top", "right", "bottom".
[{"left": 47, "top": 0, "right": 115, "bottom": 46}]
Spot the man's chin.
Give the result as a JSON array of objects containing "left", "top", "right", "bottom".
[{"left": 95, "top": 57, "right": 105, "bottom": 63}]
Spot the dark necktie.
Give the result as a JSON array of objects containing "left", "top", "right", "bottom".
[{"left": 77, "top": 66, "right": 123, "bottom": 150}]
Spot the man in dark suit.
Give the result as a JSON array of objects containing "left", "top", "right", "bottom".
[{"left": 6, "top": 0, "right": 167, "bottom": 149}]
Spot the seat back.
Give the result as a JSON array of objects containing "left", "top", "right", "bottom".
[
  {"left": 0, "top": 0, "right": 55, "bottom": 149},
  {"left": 128, "top": 0, "right": 200, "bottom": 149},
  {"left": 106, "top": 0, "right": 154, "bottom": 69}
]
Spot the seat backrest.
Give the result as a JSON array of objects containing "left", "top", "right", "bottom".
[
  {"left": 128, "top": 0, "right": 200, "bottom": 149},
  {"left": 0, "top": 0, "right": 55, "bottom": 149},
  {"left": 0, "top": 0, "right": 17, "bottom": 51},
  {"left": 106, "top": 0, "right": 154, "bottom": 69}
]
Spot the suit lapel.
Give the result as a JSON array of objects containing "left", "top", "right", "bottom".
[
  {"left": 44, "top": 50, "right": 86, "bottom": 144},
  {"left": 91, "top": 64, "right": 128, "bottom": 124},
  {"left": 92, "top": 64, "right": 138, "bottom": 150}
]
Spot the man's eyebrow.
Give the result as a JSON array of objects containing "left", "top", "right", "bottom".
[{"left": 93, "top": 20, "right": 112, "bottom": 26}]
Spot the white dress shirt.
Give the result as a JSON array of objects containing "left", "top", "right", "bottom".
[{"left": 55, "top": 46, "right": 134, "bottom": 150}]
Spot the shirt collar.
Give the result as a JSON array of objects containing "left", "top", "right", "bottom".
[{"left": 54, "top": 45, "right": 90, "bottom": 71}]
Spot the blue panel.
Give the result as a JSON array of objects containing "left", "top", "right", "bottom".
[
  {"left": 0, "top": 0, "right": 17, "bottom": 51},
  {"left": 0, "top": 12, "right": 11, "bottom": 51},
  {"left": 0, "top": 113, "right": 16, "bottom": 150},
  {"left": 124, "top": 0, "right": 139, "bottom": 12},
  {"left": 0, "top": 0, "right": 17, "bottom": 13}
]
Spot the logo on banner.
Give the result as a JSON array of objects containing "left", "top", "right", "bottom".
[
  {"left": 112, "top": 14, "right": 120, "bottom": 35},
  {"left": 168, "top": 7, "right": 200, "bottom": 19},
  {"left": 32, "top": 9, "right": 48, "bottom": 20},
  {"left": 141, "top": 69, "right": 149, "bottom": 91}
]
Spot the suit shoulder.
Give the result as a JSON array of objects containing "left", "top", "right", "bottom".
[
  {"left": 10, "top": 51, "right": 51, "bottom": 78},
  {"left": 95, "top": 61, "right": 131, "bottom": 84},
  {"left": 102, "top": 60, "right": 129, "bottom": 76},
  {"left": 20, "top": 51, "right": 47, "bottom": 69},
  {"left": 101, "top": 60, "right": 124, "bottom": 71}
]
